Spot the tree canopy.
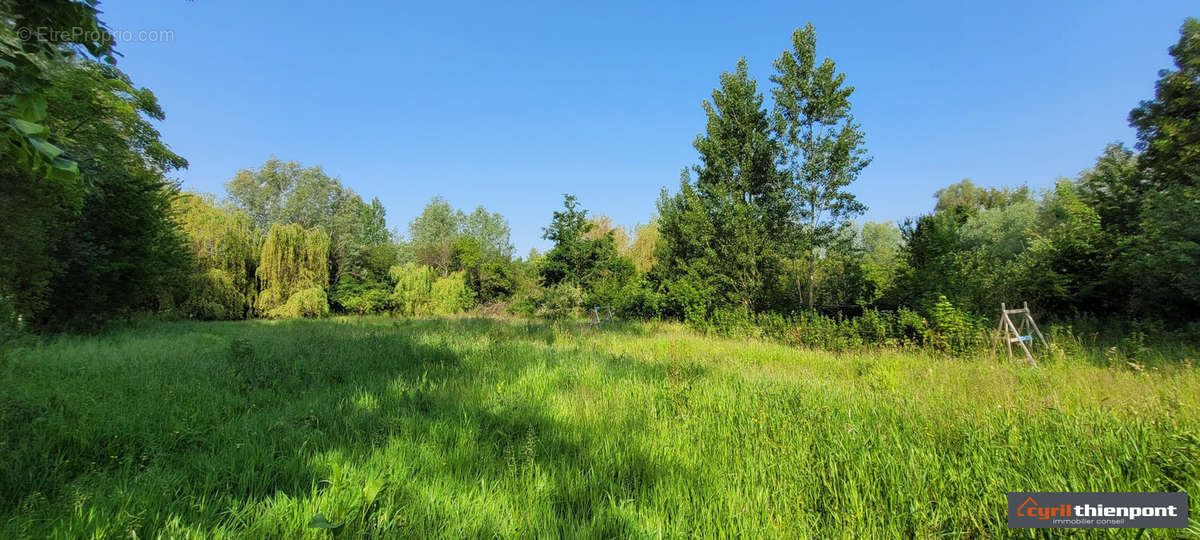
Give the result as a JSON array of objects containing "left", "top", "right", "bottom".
[{"left": 4, "top": 14, "right": 1199, "bottom": 336}]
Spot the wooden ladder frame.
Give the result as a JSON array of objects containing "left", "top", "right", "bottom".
[
  {"left": 591, "top": 305, "right": 613, "bottom": 325},
  {"left": 991, "top": 301, "right": 1046, "bottom": 366}
]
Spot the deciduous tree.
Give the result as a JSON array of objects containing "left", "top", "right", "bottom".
[
  {"left": 657, "top": 59, "right": 787, "bottom": 312},
  {"left": 771, "top": 23, "right": 871, "bottom": 311},
  {"left": 408, "top": 197, "right": 461, "bottom": 276},
  {"left": 173, "top": 193, "right": 258, "bottom": 319},
  {"left": 256, "top": 223, "right": 330, "bottom": 317}
]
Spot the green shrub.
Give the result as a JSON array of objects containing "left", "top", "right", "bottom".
[
  {"left": 475, "top": 261, "right": 517, "bottom": 303},
  {"left": 507, "top": 294, "right": 537, "bottom": 316},
  {"left": 1121, "top": 331, "right": 1151, "bottom": 361},
  {"left": 430, "top": 271, "right": 475, "bottom": 315},
  {"left": 708, "top": 306, "right": 757, "bottom": 338},
  {"left": 390, "top": 263, "right": 435, "bottom": 316},
  {"left": 927, "top": 295, "right": 976, "bottom": 354},
  {"left": 663, "top": 279, "right": 710, "bottom": 328},
  {"left": 855, "top": 308, "right": 892, "bottom": 345},
  {"left": 613, "top": 279, "right": 662, "bottom": 319},
  {"left": 896, "top": 307, "right": 931, "bottom": 347},
  {"left": 266, "top": 287, "right": 330, "bottom": 319},
  {"left": 180, "top": 269, "right": 246, "bottom": 320},
  {"left": 389, "top": 264, "right": 475, "bottom": 317},
  {"left": 0, "top": 297, "right": 28, "bottom": 353},
  {"left": 582, "top": 269, "right": 621, "bottom": 309},
  {"left": 538, "top": 282, "right": 583, "bottom": 319},
  {"left": 339, "top": 287, "right": 393, "bottom": 315},
  {"left": 788, "top": 312, "right": 864, "bottom": 350},
  {"left": 1184, "top": 321, "right": 1200, "bottom": 342},
  {"left": 755, "top": 312, "right": 791, "bottom": 341},
  {"left": 332, "top": 274, "right": 395, "bottom": 315}
]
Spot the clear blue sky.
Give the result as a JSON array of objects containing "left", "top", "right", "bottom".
[{"left": 100, "top": 1, "right": 1195, "bottom": 253}]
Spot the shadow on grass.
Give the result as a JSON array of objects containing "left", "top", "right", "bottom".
[{"left": 3, "top": 316, "right": 696, "bottom": 537}]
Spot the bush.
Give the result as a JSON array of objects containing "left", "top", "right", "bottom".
[
  {"left": 614, "top": 279, "right": 663, "bottom": 319},
  {"left": 507, "top": 294, "right": 537, "bottom": 316},
  {"left": 389, "top": 264, "right": 475, "bottom": 317},
  {"left": 332, "top": 274, "right": 395, "bottom": 315},
  {"left": 476, "top": 261, "right": 517, "bottom": 303},
  {"left": 708, "top": 306, "right": 757, "bottom": 338},
  {"left": 0, "top": 297, "right": 29, "bottom": 353},
  {"left": 927, "top": 295, "right": 977, "bottom": 354},
  {"left": 663, "top": 279, "right": 710, "bottom": 328},
  {"left": 653, "top": 303, "right": 997, "bottom": 355},
  {"left": 339, "top": 287, "right": 393, "bottom": 315},
  {"left": 896, "top": 307, "right": 930, "bottom": 347},
  {"left": 266, "top": 287, "right": 330, "bottom": 319},
  {"left": 584, "top": 276, "right": 624, "bottom": 314},
  {"left": 855, "top": 308, "right": 892, "bottom": 345},
  {"left": 755, "top": 312, "right": 791, "bottom": 342},
  {"left": 430, "top": 271, "right": 475, "bottom": 315},
  {"left": 390, "top": 263, "right": 435, "bottom": 316},
  {"left": 788, "top": 312, "right": 864, "bottom": 351},
  {"left": 180, "top": 269, "right": 247, "bottom": 320},
  {"left": 538, "top": 282, "right": 583, "bottom": 319}
]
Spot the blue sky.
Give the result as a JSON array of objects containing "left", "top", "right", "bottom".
[{"left": 100, "top": 1, "right": 1194, "bottom": 253}]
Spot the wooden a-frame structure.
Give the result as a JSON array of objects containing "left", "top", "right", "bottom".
[
  {"left": 992, "top": 302, "right": 1046, "bottom": 366},
  {"left": 590, "top": 305, "right": 613, "bottom": 325}
]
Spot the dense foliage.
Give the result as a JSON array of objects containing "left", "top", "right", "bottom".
[
  {"left": 640, "top": 18, "right": 1200, "bottom": 340},
  {"left": 2, "top": 4, "right": 1197, "bottom": 349},
  {"left": 1, "top": 0, "right": 113, "bottom": 184},
  {"left": 255, "top": 223, "right": 331, "bottom": 318},
  {"left": 172, "top": 194, "right": 257, "bottom": 320},
  {"left": 2, "top": 6, "right": 1199, "bottom": 537},
  {"left": 2, "top": 56, "right": 189, "bottom": 330}
]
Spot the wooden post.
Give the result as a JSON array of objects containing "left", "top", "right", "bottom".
[
  {"left": 991, "top": 304, "right": 1006, "bottom": 357},
  {"left": 1024, "top": 301, "right": 1046, "bottom": 345}
]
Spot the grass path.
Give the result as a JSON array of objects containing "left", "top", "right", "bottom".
[{"left": 2, "top": 317, "right": 1197, "bottom": 537}]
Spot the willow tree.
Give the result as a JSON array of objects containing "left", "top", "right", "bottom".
[
  {"left": 256, "top": 223, "right": 331, "bottom": 317},
  {"left": 388, "top": 263, "right": 475, "bottom": 317},
  {"left": 389, "top": 263, "right": 435, "bottom": 316},
  {"left": 174, "top": 193, "right": 258, "bottom": 319}
]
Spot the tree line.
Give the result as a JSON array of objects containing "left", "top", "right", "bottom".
[{"left": 2, "top": 2, "right": 1197, "bottom": 340}]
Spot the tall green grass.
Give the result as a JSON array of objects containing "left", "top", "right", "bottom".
[{"left": 2, "top": 317, "right": 1197, "bottom": 537}]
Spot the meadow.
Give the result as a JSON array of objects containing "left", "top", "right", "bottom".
[{"left": 2, "top": 316, "right": 1198, "bottom": 538}]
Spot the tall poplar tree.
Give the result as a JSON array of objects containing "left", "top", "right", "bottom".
[{"left": 771, "top": 23, "right": 871, "bottom": 311}]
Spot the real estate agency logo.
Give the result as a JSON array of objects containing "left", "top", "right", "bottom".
[{"left": 1008, "top": 492, "right": 1188, "bottom": 529}]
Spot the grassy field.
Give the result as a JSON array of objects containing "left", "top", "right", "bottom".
[{"left": 2, "top": 317, "right": 1198, "bottom": 538}]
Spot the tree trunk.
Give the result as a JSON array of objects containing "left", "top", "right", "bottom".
[
  {"left": 807, "top": 249, "right": 816, "bottom": 312},
  {"left": 795, "top": 258, "right": 804, "bottom": 304},
  {"left": 807, "top": 202, "right": 818, "bottom": 312}
]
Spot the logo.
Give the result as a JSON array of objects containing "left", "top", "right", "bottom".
[{"left": 1008, "top": 492, "right": 1188, "bottom": 528}]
